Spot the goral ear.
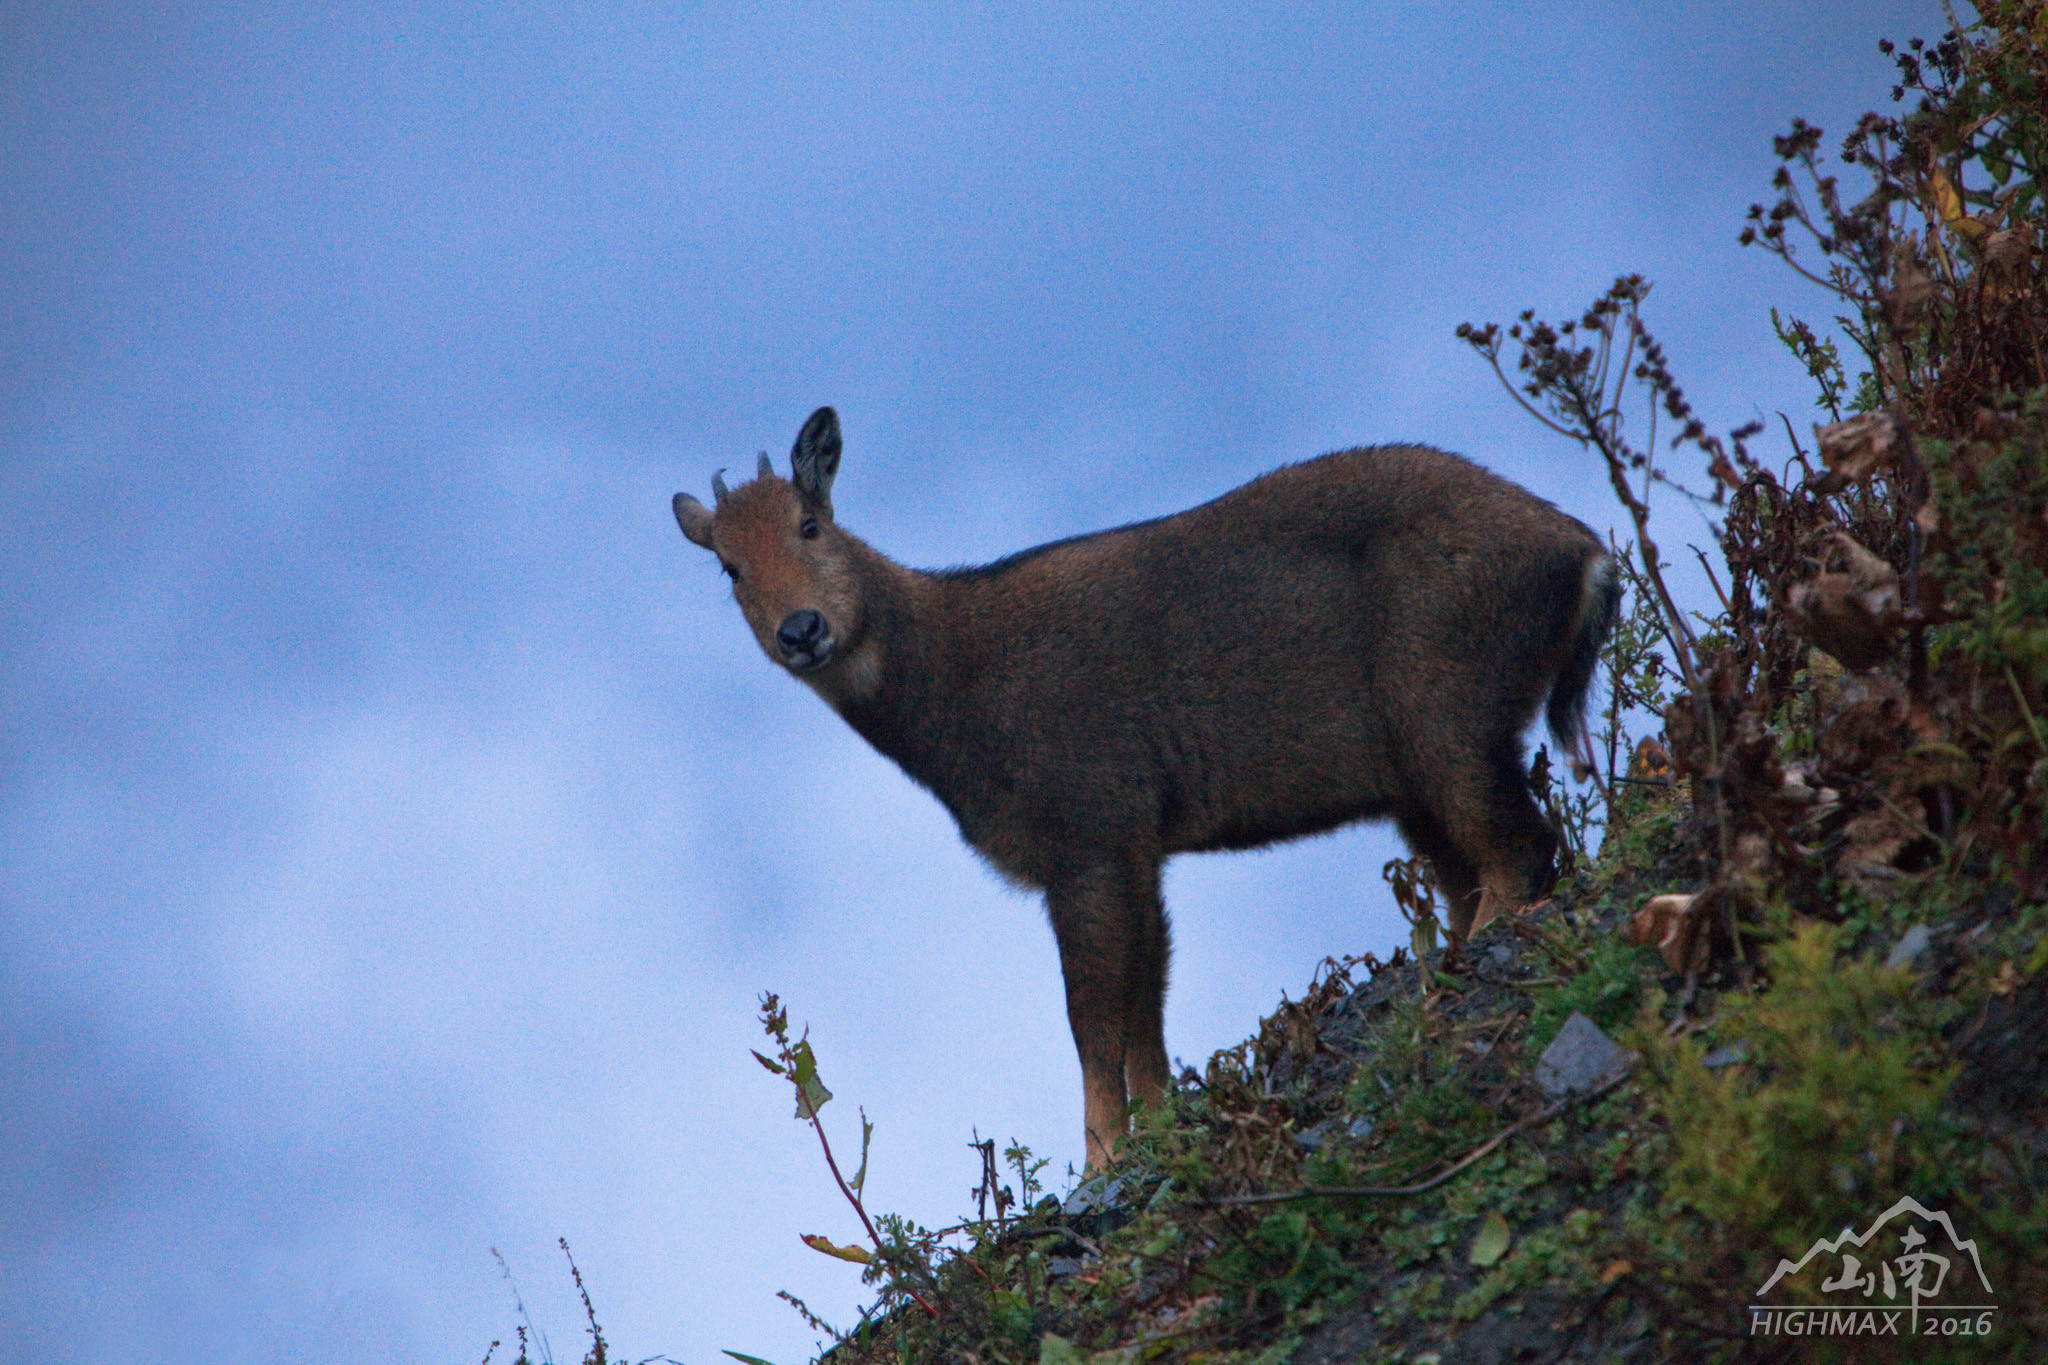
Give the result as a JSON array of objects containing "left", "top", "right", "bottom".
[
  {"left": 790, "top": 406, "right": 842, "bottom": 513},
  {"left": 672, "top": 492, "right": 716, "bottom": 549}
]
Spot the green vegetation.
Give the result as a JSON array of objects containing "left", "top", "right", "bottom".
[
  {"left": 1641, "top": 923, "right": 1958, "bottom": 1260},
  {"left": 1527, "top": 935, "right": 1657, "bottom": 1055}
]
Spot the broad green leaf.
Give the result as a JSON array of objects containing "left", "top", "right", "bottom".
[
  {"left": 1469, "top": 1210, "right": 1512, "bottom": 1267},
  {"left": 789, "top": 1039, "right": 833, "bottom": 1118},
  {"left": 750, "top": 1050, "right": 785, "bottom": 1076},
  {"left": 801, "top": 1233, "right": 874, "bottom": 1264}
]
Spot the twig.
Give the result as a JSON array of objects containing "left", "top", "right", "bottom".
[
  {"left": 1537, "top": 1280, "right": 1627, "bottom": 1365},
  {"left": 1194, "top": 1069, "right": 1632, "bottom": 1207},
  {"left": 1473, "top": 1010, "right": 1521, "bottom": 1055},
  {"left": 1508, "top": 915, "right": 1589, "bottom": 976},
  {"left": 997, "top": 1223, "right": 1104, "bottom": 1258},
  {"left": 2006, "top": 664, "right": 2047, "bottom": 755},
  {"left": 1691, "top": 546, "right": 1734, "bottom": 617},
  {"left": 560, "top": 1240, "right": 610, "bottom": 1365},
  {"left": 1779, "top": 412, "right": 1817, "bottom": 482},
  {"left": 796, "top": 1090, "right": 940, "bottom": 1319},
  {"left": 759, "top": 996, "right": 942, "bottom": 1321}
]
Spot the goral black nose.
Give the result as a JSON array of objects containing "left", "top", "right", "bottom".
[{"left": 776, "top": 609, "right": 826, "bottom": 657}]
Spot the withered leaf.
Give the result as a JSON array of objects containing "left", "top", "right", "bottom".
[
  {"left": 1622, "top": 892, "right": 1707, "bottom": 974},
  {"left": 1927, "top": 162, "right": 1987, "bottom": 241},
  {"left": 801, "top": 1233, "right": 874, "bottom": 1264},
  {"left": 1984, "top": 224, "right": 2031, "bottom": 272},
  {"left": 1708, "top": 451, "right": 1742, "bottom": 492},
  {"left": 1786, "top": 532, "right": 1903, "bottom": 670},
  {"left": 1887, "top": 239, "right": 1936, "bottom": 328},
  {"left": 1813, "top": 412, "right": 1904, "bottom": 486},
  {"left": 1837, "top": 808, "right": 1915, "bottom": 894},
  {"left": 1787, "top": 577, "right": 1896, "bottom": 669}
]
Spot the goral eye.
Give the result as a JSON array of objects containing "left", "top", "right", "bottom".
[{"left": 800, "top": 518, "right": 820, "bottom": 540}]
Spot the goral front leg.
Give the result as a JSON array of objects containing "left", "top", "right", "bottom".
[{"left": 1046, "top": 856, "right": 1166, "bottom": 1171}]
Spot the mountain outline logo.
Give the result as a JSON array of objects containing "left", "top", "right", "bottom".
[{"left": 1748, "top": 1195, "right": 1997, "bottom": 1341}]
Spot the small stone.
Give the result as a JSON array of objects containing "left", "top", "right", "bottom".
[
  {"left": 1885, "top": 923, "right": 1933, "bottom": 970},
  {"left": 1298, "top": 1115, "right": 1375, "bottom": 1150},
  {"left": 1060, "top": 1174, "right": 1123, "bottom": 1218},
  {"left": 1046, "top": 1256, "right": 1087, "bottom": 1279},
  {"left": 1535, "top": 1011, "right": 1637, "bottom": 1099},
  {"left": 1702, "top": 1040, "right": 1749, "bottom": 1069}
]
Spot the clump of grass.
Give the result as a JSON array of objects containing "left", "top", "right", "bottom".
[
  {"left": 1527, "top": 934, "right": 1659, "bottom": 1054},
  {"left": 1637, "top": 921, "right": 1958, "bottom": 1258}
]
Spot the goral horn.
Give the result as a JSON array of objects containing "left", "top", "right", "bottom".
[
  {"left": 711, "top": 468, "right": 730, "bottom": 504},
  {"left": 758, "top": 450, "right": 774, "bottom": 479}
]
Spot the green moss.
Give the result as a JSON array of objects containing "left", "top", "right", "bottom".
[
  {"left": 1451, "top": 1206, "right": 1605, "bottom": 1322},
  {"left": 1637, "top": 922, "right": 1958, "bottom": 1260}
]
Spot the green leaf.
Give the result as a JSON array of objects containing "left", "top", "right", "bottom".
[
  {"left": 750, "top": 1050, "right": 785, "bottom": 1076},
  {"left": 1411, "top": 913, "right": 1439, "bottom": 960},
  {"left": 1469, "top": 1210, "right": 1512, "bottom": 1267},
  {"left": 850, "top": 1108, "right": 873, "bottom": 1196},
  {"left": 1247, "top": 1336, "right": 1304, "bottom": 1365},
  {"left": 1038, "top": 1335, "right": 1088, "bottom": 1365},
  {"left": 789, "top": 1039, "right": 833, "bottom": 1118},
  {"left": 801, "top": 1233, "right": 874, "bottom": 1264},
  {"left": 723, "top": 1353, "right": 778, "bottom": 1365},
  {"left": 2025, "top": 929, "right": 2048, "bottom": 978}
]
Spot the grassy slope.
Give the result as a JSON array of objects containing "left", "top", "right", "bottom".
[{"left": 812, "top": 773, "right": 2043, "bottom": 1364}]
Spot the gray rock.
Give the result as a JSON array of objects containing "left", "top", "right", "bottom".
[
  {"left": 1060, "top": 1173, "right": 1123, "bottom": 1218},
  {"left": 1535, "top": 1011, "right": 1637, "bottom": 1099},
  {"left": 1046, "top": 1256, "right": 1087, "bottom": 1279},
  {"left": 1702, "top": 1040, "right": 1749, "bottom": 1069},
  {"left": 1885, "top": 923, "right": 1933, "bottom": 970},
  {"left": 1295, "top": 1115, "right": 1377, "bottom": 1152}
]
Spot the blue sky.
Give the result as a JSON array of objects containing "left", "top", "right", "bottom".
[{"left": 5, "top": 3, "right": 1935, "bottom": 1361}]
